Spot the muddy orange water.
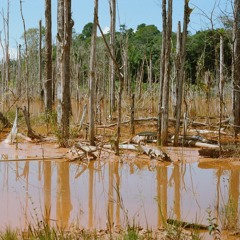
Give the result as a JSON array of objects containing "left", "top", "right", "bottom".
[{"left": 0, "top": 141, "right": 239, "bottom": 240}]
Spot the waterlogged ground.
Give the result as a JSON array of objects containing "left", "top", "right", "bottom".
[{"left": 0, "top": 140, "right": 239, "bottom": 239}]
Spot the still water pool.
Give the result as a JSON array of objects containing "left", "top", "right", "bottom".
[{"left": 0, "top": 145, "right": 239, "bottom": 237}]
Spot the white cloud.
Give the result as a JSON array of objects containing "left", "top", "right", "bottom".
[
  {"left": 97, "top": 26, "right": 110, "bottom": 36},
  {"left": 103, "top": 26, "right": 110, "bottom": 34}
]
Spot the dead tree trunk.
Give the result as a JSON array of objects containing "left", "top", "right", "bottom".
[
  {"left": 2, "top": 1, "right": 10, "bottom": 101},
  {"left": 57, "top": 0, "right": 73, "bottom": 147},
  {"left": 232, "top": 0, "right": 240, "bottom": 137},
  {"left": 44, "top": 0, "right": 53, "bottom": 112},
  {"left": 39, "top": 20, "right": 43, "bottom": 100},
  {"left": 161, "top": 0, "right": 172, "bottom": 146},
  {"left": 17, "top": 44, "right": 22, "bottom": 97},
  {"left": 174, "top": 0, "right": 191, "bottom": 146},
  {"left": 157, "top": 0, "right": 166, "bottom": 145},
  {"left": 109, "top": 0, "right": 116, "bottom": 115},
  {"left": 97, "top": 22, "right": 124, "bottom": 155},
  {"left": 219, "top": 35, "right": 224, "bottom": 154},
  {"left": 89, "top": 0, "right": 98, "bottom": 145},
  {"left": 20, "top": 0, "right": 30, "bottom": 113}
]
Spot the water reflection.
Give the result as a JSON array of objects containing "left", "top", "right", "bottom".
[
  {"left": 0, "top": 153, "right": 239, "bottom": 236},
  {"left": 43, "top": 161, "right": 51, "bottom": 225},
  {"left": 56, "top": 162, "right": 72, "bottom": 228}
]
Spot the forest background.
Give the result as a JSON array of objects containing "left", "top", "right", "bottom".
[{"left": 0, "top": 0, "right": 238, "bottom": 149}]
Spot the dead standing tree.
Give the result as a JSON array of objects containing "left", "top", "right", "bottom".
[
  {"left": 20, "top": 0, "right": 30, "bottom": 112},
  {"left": 97, "top": 21, "right": 124, "bottom": 155},
  {"left": 89, "top": 0, "right": 98, "bottom": 146},
  {"left": 232, "top": 0, "right": 240, "bottom": 137},
  {"left": 57, "top": 0, "right": 73, "bottom": 147},
  {"left": 1, "top": 0, "right": 10, "bottom": 102},
  {"left": 109, "top": 0, "right": 116, "bottom": 115},
  {"left": 157, "top": 0, "right": 166, "bottom": 145},
  {"left": 44, "top": 0, "right": 53, "bottom": 112},
  {"left": 173, "top": 0, "right": 191, "bottom": 146},
  {"left": 160, "top": 0, "right": 172, "bottom": 146}
]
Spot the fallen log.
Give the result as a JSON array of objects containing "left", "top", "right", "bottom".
[
  {"left": 189, "top": 129, "right": 227, "bottom": 135},
  {"left": 140, "top": 145, "right": 172, "bottom": 162},
  {"left": 179, "top": 140, "right": 219, "bottom": 149},
  {"left": 67, "top": 143, "right": 97, "bottom": 161},
  {"left": 103, "top": 144, "right": 138, "bottom": 151}
]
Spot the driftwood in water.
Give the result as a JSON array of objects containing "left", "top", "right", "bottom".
[
  {"left": 172, "top": 135, "right": 219, "bottom": 149},
  {"left": 140, "top": 145, "right": 172, "bottom": 162},
  {"left": 167, "top": 219, "right": 208, "bottom": 230},
  {"left": 22, "top": 106, "right": 42, "bottom": 140},
  {"left": 67, "top": 143, "right": 97, "bottom": 161},
  {"left": 103, "top": 144, "right": 138, "bottom": 151},
  {"left": 177, "top": 140, "right": 219, "bottom": 149},
  {"left": 103, "top": 143, "right": 171, "bottom": 161},
  {"left": 0, "top": 112, "right": 11, "bottom": 128}
]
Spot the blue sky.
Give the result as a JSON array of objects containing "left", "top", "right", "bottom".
[{"left": 0, "top": 0, "right": 231, "bottom": 51}]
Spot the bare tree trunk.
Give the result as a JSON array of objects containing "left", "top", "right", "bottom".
[
  {"left": 232, "top": 0, "right": 240, "bottom": 137},
  {"left": 17, "top": 44, "right": 22, "bottom": 97},
  {"left": 123, "top": 35, "right": 129, "bottom": 95},
  {"left": 109, "top": 0, "right": 116, "bottom": 115},
  {"left": 157, "top": 0, "right": 166, "bottom": 145},
  {"left": 20, "top": 0, "right": 30, "bottom": 112},
  {"left": 148, "top": 54, "right": 154, "bottom": 113},
  {"left": 39, "top": 20, "right": 43, "bottom": 99},
  {"left": 57, "top": 0, "right": 73, "bottom": 146},
  {"left": 89, "top": 0, "right": 98, "bottom": 145},
  {"left": 44, "top": 0, "right": 53, "bottom": 112},
  {"left": 57, "top": 0, "right": 64, "bottom": 128},
  {"left": 137, "top": 59, "right": 145, "bottom": 99},
  {"left": 4, "top": 1, "right": 10, "bottom": 99},
  {"left": 130, "top": 93, "right": 135, "bottom": 135},
  {"left": 174, "top": 0, "right": 190, "bottom": 146},
  {"left": 161, "top": 0, "right": 172, "bottom": 146},
  {"left": 97, "top": 21, "right": 124, "bottom": 155},
  {"left": 219, "top": 35, "right": 224, "bottom": 154}
]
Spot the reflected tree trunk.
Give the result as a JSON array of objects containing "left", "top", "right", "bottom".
[
  {"left": 56, "top": 162, "right": 72, "bottom": 229},
  {"left": 228, "top": 170, "right": 239, "bottom": 228},
  {"left": 108, "top": 162, "right": 114, "bottom": 230},
  {"left": 43, "top": 162, "right": 52, "bottom": 225},
  {"left": 114, "top": 162, "right": 121, "bottom": 227},
  {"left": 88, "top": 161, "right": 94, "bottom": 229},
  {"left": 156, "top": 165, "right": 168, "bottom": 227},
  {"left": 173, "top": 164, "right": 180, "bottom": 220}
]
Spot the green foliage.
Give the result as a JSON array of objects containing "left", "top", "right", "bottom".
[
  {"left": 207, "top": 208, "right": 221, "bottom": 240},
  {"left": 0, "top": 226, "right": 18, "bottom": 240},
  {"left": 186, "top": 29, "right": 231, "bottom": 83},
  {"left": 220, "top": 198, "right": 239, "bottom": 230}
]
